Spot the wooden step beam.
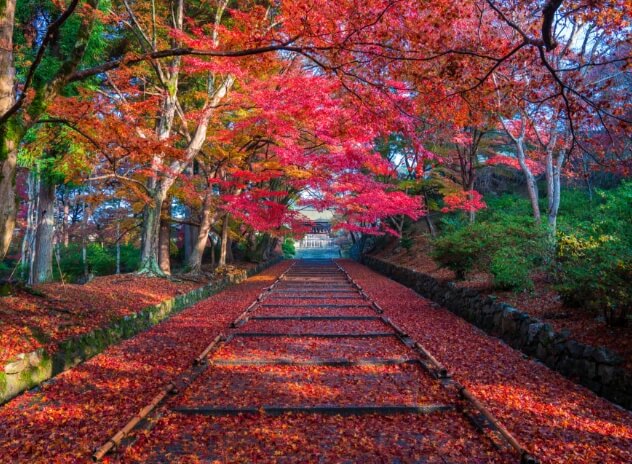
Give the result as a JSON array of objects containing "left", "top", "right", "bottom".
[{"left": 173, "top": 404, "right": 454, "bottom": 416}]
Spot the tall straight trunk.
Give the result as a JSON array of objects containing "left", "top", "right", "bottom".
[
  {"left": 1, "top": 0, "right": 99, "bottom": 259},
  {"left": 227, "top": 237, "right": 234, "bottom": 263},
  {"left": 219, "top": 213, "right": 229, "bottom": 267},
  {"left": 158, "top": 198, "right": 171, "bottom": 275},
  {"left": 21, "top": 170, "right": 39, "bottom": 280},
  {"left": 116, "top": 221, "right": 121, "bottom": 274},
  {"left": 81, "top": 199, "right": 91, "bottom": 279},
  {"left": 0, "top": 0, "right": 17, "bottom": 260},
  {"left": 31, "top": 180, "right": 56, "bottom": 284},
  {"left": 183, "top": 223, "right": 197, "bottom": 261},
  {"left": 0, "top": 141, "right": 17, "bottom": 260},
  {"left": 62, "top": 201, "right": 70, "bottom": 246},
  {"left": 186, "top": 191, "right": 216, "bottom": 273},
  {"left": 545, "top": 150, "right": 564, "bottom": 234}
]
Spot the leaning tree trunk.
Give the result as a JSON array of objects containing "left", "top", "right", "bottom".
[
  {"left": 186, "top": 190, "right": 216, "bottom": 273},
  {"left": 31, "top": 180, "right": 56, "bottom": 284},
  {"left": 515, "top": 140, "right": 541, "bottom": 222}
]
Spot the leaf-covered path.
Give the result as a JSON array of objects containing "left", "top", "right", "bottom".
[
  {"left": 0, "top": 262, "right": 292, "bottom": 462},
  {"left": 0, "top": 260, "right": 630, "bottom": 463},
  {"left": 121, "top": 259, "right": 516, "bottom": 463}
]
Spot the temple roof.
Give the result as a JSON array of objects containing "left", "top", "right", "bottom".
[{"left": 296, "top": 207, "right": 334, "bottom": 222}]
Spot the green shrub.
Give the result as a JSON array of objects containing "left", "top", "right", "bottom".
[
  {"left": 282, "top": 238, "right": 296, "bottom": 258},
  {"left": 431, "top": 224, "right": 488, "bottom": 279},
  {"left": 438, "top": 214, "right": 468, "bottom": 233},
  {"left": 431, "top": 182, "right": 631, "bottom": 314},
  {"left": 491, "top": 247, "right": 533, "bottom": 291},
  {"left": 553, "top": 182, "right": 632, "bottom": 326},
  {"left": 432, "top": 216, "right": 547, "bottom": 289},
  {"left": 556, "top": 234, "right": 632, "bottom": 327}
]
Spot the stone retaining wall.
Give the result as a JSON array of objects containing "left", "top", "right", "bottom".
[
  {"left": 0, "top": 257, "right": 283, "bottom": 405},
  {"left": 362, "top": 255, "right": 632, "bottom": 410}
]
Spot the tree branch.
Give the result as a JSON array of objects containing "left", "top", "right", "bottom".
[
  {"left": 0, "top": 0, "right": 81, "bottom": 123},
  {"left": 67, "top": 38, "right": 302, "bottom": 83},
  {"left": 542, "top": 0, "right": 564, "bottom": 51}
]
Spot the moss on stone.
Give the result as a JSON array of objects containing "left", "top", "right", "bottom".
[
  {"left": 1, "top": 257, "right": 283, "bottom": 405},
  {"left": 0, "top": 372, "right": 7, "bottom": 393}
]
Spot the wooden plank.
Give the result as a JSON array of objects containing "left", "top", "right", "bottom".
[
  {"left": 250, "top": 315, "right": 381, "bottom": 320},
  {"left": 173, "top": 404, "right": 454, "bottom": 416},
  {"left": 266, "top": 295, "right": 362, "bottom": 300},
  {"left": 260, "top": 304, "right": 371, "bottom": 308},
  {"left": 232, "top": 332, "right": 397, "bottom": 338},
  {"left": 211, "top": 358, "right": 421, "bottom": 366}
]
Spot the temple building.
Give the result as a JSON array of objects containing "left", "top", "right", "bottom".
[{"left": 296, "top": 208, "right": 335, "bottom": 250}]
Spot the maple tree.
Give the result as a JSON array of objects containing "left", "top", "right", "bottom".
[{"left": 0, "top": 0, "right": 628, "bottom": 276}]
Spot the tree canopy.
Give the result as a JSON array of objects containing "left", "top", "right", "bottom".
[{"left": 0, "top": 0, "right": 629, "bottom": 279}]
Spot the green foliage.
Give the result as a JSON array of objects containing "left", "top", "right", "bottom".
[
  {"left": 56, "top": 243, "right": 140, "bottom": 282},
  {"left": 400, "top": 236, "right": 414, "bottom": 252},
  {"left": 14, "top": 0, "right": 113, "bottom": 94},
  {"left": 433, "top": 183, "right": 631, "bottom": 321},
  {"left": 478, "top": 193, "right": 535, "bottom": 220},
  {"left": 431, "top": 223, "right": 489, "bottom": 280},
  {"left": 282, "top": 238, "right": 296, "bottom": 258},
  {"left": 491, "top": 248, "right": 533, "bottom": 291},
  {"left": 116, "top": 244, "right": 141, "bottom": 273},
  {"left": 432, "top": 214, "right": 548, "bottom": 289},
  {"left": 554, "top": 182, "right": 632, "bottom": 326},
  {"left": 438, "top": 214, "right": 468, "bottom": 233}
]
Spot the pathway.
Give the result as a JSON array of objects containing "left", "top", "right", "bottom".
[
  {"left": 1, "top": 259, "right": 630, "bottom": 463},
  {"left": 117, "top": 260, "right": 520, "bottom": 463}
]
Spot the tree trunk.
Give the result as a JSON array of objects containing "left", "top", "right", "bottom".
[
  {"left": 81, "top": 199, "right": 91, "bottom": 280},
  {"left": 31, "top": 180, "right": 56, "bottom": 284},
  {"left": 158, "top": 198, "right": 171, "bottom": 275},
  {"left": 139, "top": 192, "right": 166, "bottom": 275},
  {"left": 186, "top": 191, "right": 216, "bottom": 273},
  {"left": 467, "top": 190, "right": 476, "bottom": 224},
  {"left": 227, "top": 237, "right": 234, "bottom": 263},
  {"left": 62, "top": 201, "right": 70, "bottom": 247},
  {"left": 210, "top": 235, "right": 216, "bottom": 267},
  {"left": 516, "top": 140, "right": 541, "bottom": 222},
  {"left": 21, "top": 170, "right": 39, "bottom": 280},
  {"left": 546, "top": 150, "right": 564, "bottom": 234},
  {"left": 218, "top": 213, "right": 229, "bottom": 267},
  {"left": 249, "top": 233, "right": 272, "bottom": 263},
  {"left": 183, "top": 223, "right": 197, "bottom": 261},
  {"left": 269, "top": 237, "right": 279, "bottom": 258},
  {"left": 0, "top": 0, "right": 17, "bottom": 260},
  {"left": 116, "top": 221, "right": 121, "bottom": 274},
  {"left": 0, "top": 142, "right": 17, "bottom": 260}
]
